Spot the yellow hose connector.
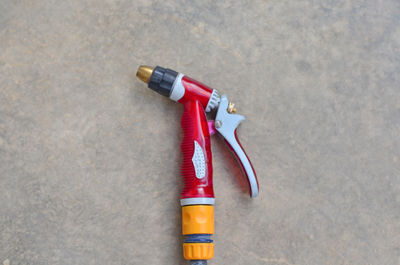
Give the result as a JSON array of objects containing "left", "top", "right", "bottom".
[
  {"left": 182, "top": 205, "right": 214, "bottom": 235},
  {"left": 183, "top": 243, "right": 214, "bottom": 260},
  {"left": 182, "top": 205, "right": 214, "bottom": 260}
]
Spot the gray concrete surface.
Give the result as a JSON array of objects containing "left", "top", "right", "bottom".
[{"left": 1, "top": 1, "right": 400, "bottom": 264}]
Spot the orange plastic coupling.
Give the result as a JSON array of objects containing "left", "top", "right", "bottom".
[
  {"left": 183, "top": 243, "right": 214, "bottom": 260},
  {"left": 182, "top": 205, "right": 214, "bottom": 235}
]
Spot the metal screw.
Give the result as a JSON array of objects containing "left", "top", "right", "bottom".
[{"left": 215, "top": 120, "right": 222, "bottom": 128}]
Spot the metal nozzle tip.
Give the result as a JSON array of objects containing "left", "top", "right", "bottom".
[{"left": 136, "top": 65, "right": 154, "bottom": 84}]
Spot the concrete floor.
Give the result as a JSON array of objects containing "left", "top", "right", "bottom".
[{"left": 1, "top": 1, "right": 400, "bottom": 264}]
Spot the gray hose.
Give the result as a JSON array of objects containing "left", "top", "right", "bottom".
[{"left": 190, "top": 260, "right": 207, "bottom": 265}]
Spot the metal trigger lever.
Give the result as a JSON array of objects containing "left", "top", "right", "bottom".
[{"left": 214, "top": 95, "right": 259, "bottom": 197}]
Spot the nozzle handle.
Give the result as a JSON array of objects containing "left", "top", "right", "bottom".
[{"left": 180, "top": 100, "right": 215, "bottom": 202}]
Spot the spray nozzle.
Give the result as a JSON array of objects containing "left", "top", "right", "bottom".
[{"left": 136, "top": 65, "right": 178, "bottom": 97}]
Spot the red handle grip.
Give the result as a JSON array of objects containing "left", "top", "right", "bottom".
[{"left": 180, "top": 100, "right": 214, "bottom": 199}]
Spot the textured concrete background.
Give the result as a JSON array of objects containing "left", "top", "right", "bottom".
[{"left": 1, "top": 1, "right": 400, "bottom": 265}]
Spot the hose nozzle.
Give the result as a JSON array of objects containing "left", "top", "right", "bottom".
[
  {"left": 137, "top": 65, "right": 178, "bottom": 97},
  {"left": 136, "top": 65, "right": 154, "bottom": 84}
]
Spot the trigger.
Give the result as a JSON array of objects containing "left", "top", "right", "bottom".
[{"left": 214, "top": 95, "right": 259, "bottom": 198}]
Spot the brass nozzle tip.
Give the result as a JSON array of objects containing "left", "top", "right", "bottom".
[{"left": 136, "top": 65, "right": 154, "bottom": 84}]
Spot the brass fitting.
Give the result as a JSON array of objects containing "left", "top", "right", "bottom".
[
  {"left": 136, "top": 65, "right": 154, "bottom": 84},
  {"left": 227, "top": 102, "right": 237, "bottom": 113}
]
